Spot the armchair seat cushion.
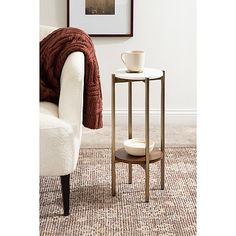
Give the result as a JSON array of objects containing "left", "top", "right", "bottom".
[{"left": 40, "top": 102, "right": 76, "bottom": 176}]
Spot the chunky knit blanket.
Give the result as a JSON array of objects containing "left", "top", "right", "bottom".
[{"left": 40, "top": 27, "right": 103, "bottom": 129}]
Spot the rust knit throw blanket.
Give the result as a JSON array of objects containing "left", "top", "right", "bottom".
[{"left": 40, "top": 27, "right": 103, "bottom": 129}]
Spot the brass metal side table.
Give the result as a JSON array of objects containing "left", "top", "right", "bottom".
[{"left": 111, "top": 68, "right": 165, "bottom": 202}]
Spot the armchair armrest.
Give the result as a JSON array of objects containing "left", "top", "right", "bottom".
[{"left": 58, "top": 52, "right": 84, "bottom": 141}]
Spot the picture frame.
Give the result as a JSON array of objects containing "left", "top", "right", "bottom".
[{"left": 67, "top": 0, "right": 134, "bottom": 37}]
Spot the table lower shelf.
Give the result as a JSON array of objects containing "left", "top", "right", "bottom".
[{"left": 115, "top": 148, "right": 164, "bottom": 164}]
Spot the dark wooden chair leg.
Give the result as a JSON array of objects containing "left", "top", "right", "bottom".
[{"left": 60, "top": 174, "right": 70, "bottom": 216}]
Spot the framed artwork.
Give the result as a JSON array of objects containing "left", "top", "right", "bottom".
[{"left": 67, "top": 0, "right": 134, "bottom": 37}]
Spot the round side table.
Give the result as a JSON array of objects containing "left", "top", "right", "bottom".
[{"left": 111, "top": 68, "right": 165, "bottom": 202}]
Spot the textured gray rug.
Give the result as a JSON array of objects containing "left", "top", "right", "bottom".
[{"left": 40, "top": 148, "right": 196, "bottom": 236}]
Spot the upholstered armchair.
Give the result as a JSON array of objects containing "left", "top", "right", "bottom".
[{"left": 40, "top": 25, "right": 84, "bottom": 216}]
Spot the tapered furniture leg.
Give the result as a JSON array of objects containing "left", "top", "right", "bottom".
[
  {"left": 60, "top": 174, "right": 70, "bottom": 216},
  {"left": 145, "top": 78, "right": 150, "bottom": 202},
  {"left": 111, "top": 74, "right": 116, "bottom": 196},
  {"left": 161, "top": 71, "right": 165, "bottom": 190},
  {"left": 128, "top": 81, "right": 132, "bottom": 184},
  {"left": 128, "top": 164, "right": 132, "bottom": 184}
]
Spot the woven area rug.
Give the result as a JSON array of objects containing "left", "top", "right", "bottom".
[{"left": 40, "top": 147, "right": 196, "bottom": 236}]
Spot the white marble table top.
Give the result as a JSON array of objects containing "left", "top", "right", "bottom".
[{"left": 114, "top": 68, "right": 163, "bottom": 80}]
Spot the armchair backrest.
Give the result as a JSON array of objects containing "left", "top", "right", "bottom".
[{"left": 40, "top": 25, "right": 58, "bottom": 41}]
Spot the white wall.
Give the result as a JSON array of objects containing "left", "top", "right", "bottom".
[{"left": 40, "top": 0, "right": 196, "bottom": 125}]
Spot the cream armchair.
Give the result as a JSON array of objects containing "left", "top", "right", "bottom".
[{"left": 40, "top": 25, "right": 84, "bottom": 216}]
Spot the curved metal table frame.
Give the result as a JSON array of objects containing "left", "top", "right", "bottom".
[{"left": 111, "top": 70, "right": 165, "bottom": 202}]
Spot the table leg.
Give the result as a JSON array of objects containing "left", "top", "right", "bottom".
[
  {"left": 128, "top": 81, "right": 132, "bottom": 184},
  {"left": 145, "top": 78, "right": 150, "bottom": 202},
  {"left": 161, "top": 72, "right": 165, "bottom": 190},
  {"left": 112, "top": 75, "right": 116, "bottom": 196}
]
